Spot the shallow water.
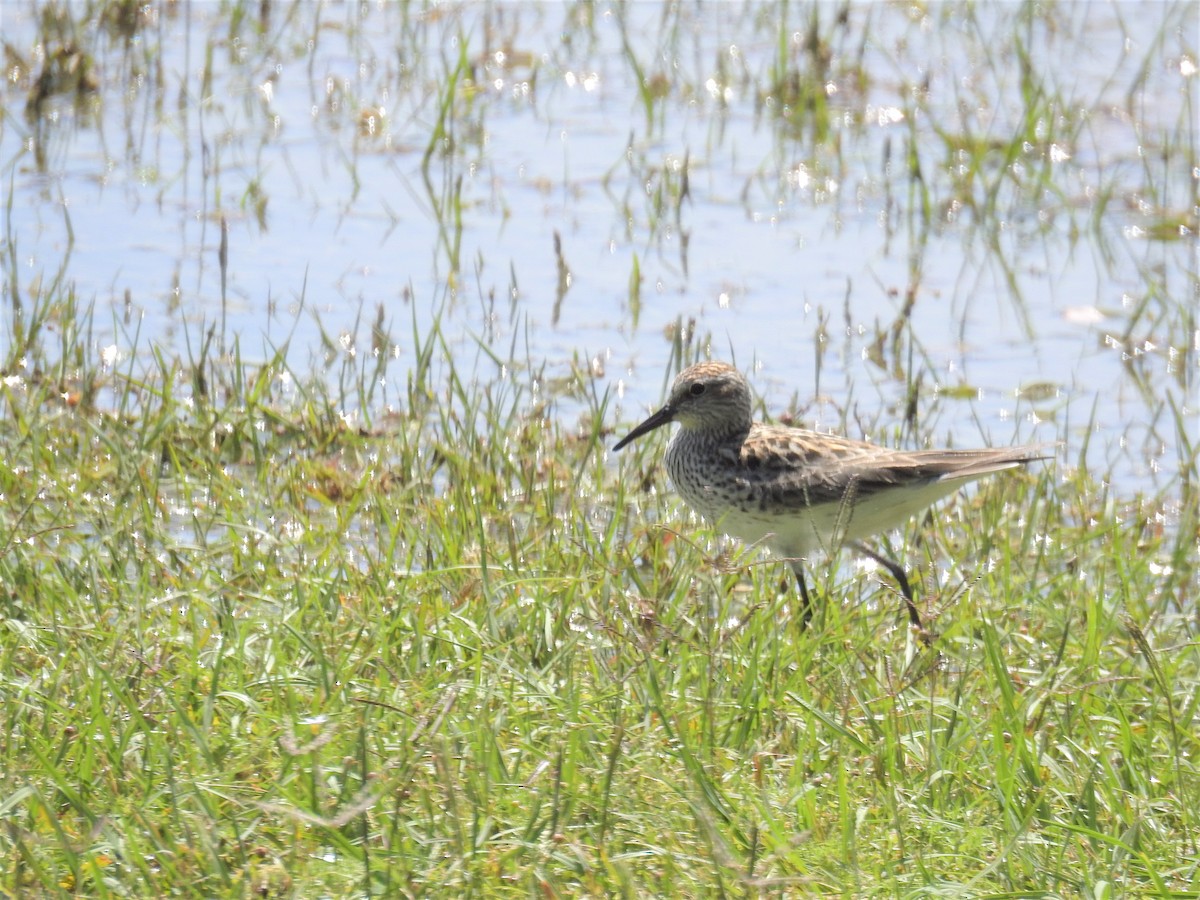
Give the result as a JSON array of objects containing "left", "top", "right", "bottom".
[{"left": 1, "top": 2, "right": 1195, "bottom": 494}]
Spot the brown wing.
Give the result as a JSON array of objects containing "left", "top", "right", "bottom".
[{"left": 724, "top": 425, "right": 1045, "bottom": 509}]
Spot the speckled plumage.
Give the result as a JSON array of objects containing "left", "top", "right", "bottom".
[{"left": 614, "top": 361, "right": 1047, "bottom": 637}]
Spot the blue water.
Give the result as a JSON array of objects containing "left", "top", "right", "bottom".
[{"left": 0, "top": 2, "right": 1195, "bottom": 495}]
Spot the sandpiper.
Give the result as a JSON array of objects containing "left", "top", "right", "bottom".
[{"left": 613, "top": 361, "right": 1047, "bottom": 637}]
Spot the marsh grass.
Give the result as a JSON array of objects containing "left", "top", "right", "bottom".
[
  {"left": 0, "top": 285, "right": 1196, "bottom": 897},
  {"left": 1, "top": 1, "right": 1198, "bottom": 897}
]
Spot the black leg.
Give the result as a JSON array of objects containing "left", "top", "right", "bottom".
[
  {"left": 849, "top": 541, "right": 925, "bottom": 633},
  {"left": 791, "top": 562, "right": 814, "bottom": 629}
]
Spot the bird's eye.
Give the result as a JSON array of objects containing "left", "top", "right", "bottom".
[{"left": 689, "top": 382, "right": 706, "bottom": 396}]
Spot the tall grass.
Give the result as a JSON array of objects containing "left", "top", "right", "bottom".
[{"left": 0, "top": 281, "right": 1194, "bottom": 895}]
